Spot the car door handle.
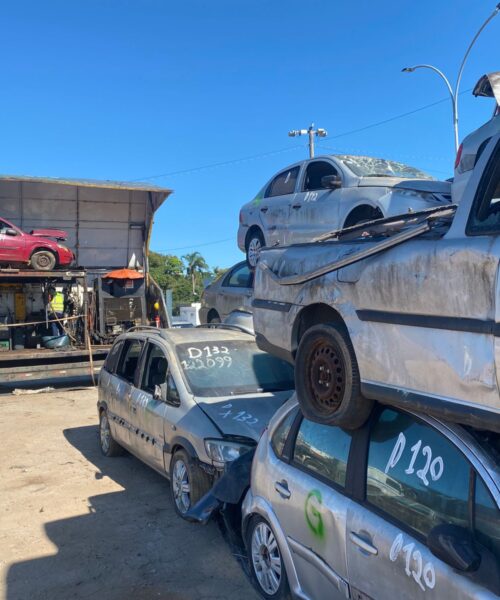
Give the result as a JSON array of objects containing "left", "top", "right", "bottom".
[
  {"left": 274, "top": 480, "right": 291, "bottom": 499},
  {"left": 292, "top": 204, "right": 302, "bottom": 209},
  {"left": 349, "top": 532, "right": 378, "bottom": 556},
  {"left": 260, "top": 207, "right": 268, "bottom": 213}
]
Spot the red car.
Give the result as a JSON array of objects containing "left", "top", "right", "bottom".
[{"left": 0, "top": 217, "right": 74, "bottom": 271}]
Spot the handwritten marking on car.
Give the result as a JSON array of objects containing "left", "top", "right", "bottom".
[
  {"left": 390, "top": 533, "right": 436, "bottom": 591},
  {"left": 218, "top": 403, "right": 258, "bottom": 425},
  {"left": 186, "top": 345, "right": 230, "bottom": 359},
  {"left": 385, "top": 433, "right": 444, "bottom": 486},
  {"left": 305, "top": 489, "right": 325, "bottom": 539},
  {"left": 181, "top": 356, "right": 233, "bottom": 370},
  {"left": 304, "top": 191, "right": 319, "bottom": 203}
]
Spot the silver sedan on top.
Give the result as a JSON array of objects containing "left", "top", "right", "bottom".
[
  {"left": 242, "top": 396, "right": 500, "bottom": 599},
  {"left": 238, "top": 155, "right": 451, "bottom": 267}
]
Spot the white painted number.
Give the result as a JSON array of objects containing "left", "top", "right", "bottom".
[
  {"left": 218, "top": 403, "right": 258, "bottom": 425},
  {"left": 390, "top": 533, "right": 436, "bottom": 592},
  {"left": 385, "top": 432, "right": 444, "bottom": 487}
]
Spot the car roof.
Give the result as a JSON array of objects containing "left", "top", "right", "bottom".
[{"left": 120, "top": 325, "right": 255, "bottom": 347}]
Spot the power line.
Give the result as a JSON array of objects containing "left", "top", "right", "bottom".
[{"left": 161, "top": 237, "right": 234, "bottom": 252}]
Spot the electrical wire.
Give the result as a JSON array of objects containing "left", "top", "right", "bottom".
[{"left": 161, "top": 237, "right": 235, "bottom": 252}]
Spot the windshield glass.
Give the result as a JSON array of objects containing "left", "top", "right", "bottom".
[
  {"left": 337, "top": 155, "right": 434, "bottom": 180},
  {"left": 175, "top": 340, "right": 294, "bottom": 397}
]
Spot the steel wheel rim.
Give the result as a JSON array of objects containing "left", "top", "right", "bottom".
[
  {"left": 100, "top": 414, "right": 110, "bottom": 453},
  {"left": 172, "top": 459, "right": 191, "bottom": 513},
  {"left": 248, "top": 237, "right": 262, "bottom": 267},
  {"left": 306, "top": 338, "right": 346, "bottom": 414},
  {"left": 37, "top": 254, "right": 50, "bottom": 268},
  {"left": 251, "top": 522, "right": 282, "bottom": 595}
]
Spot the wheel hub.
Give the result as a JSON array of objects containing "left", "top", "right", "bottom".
[{"left": 308, "top": 341, "right": 345, "bottom": 411}]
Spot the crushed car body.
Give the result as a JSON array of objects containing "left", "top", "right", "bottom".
[{"left": 251, "top": 131, "right": 500, "bottom": 433}]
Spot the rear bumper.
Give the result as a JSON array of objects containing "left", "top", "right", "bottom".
[{"left": 237, "top": 225, "right": 247, "bottom": 253}]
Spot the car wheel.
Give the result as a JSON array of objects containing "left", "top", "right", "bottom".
[
  {"left": 246, "top": 229, "right": 265, "bottom": 269},
  {"left": 170, "top": 449, "right": 212, "bottom": 519},
  {"left": 99, "top": 410, "right": 124, "bottom": 457},
  {"left": 31, "top": 250, "right": 56, "bottom": 271},
  {"left": 247, "top": 516, "right": 291, "bottom": 599},
  {"left": 208, "top": 312, "right": 221, "bottom": 324},
  {"left": 295, "top": 323, "right": 373, "bottom": 428}
]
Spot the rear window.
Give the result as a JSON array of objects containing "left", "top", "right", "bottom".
[
  {"left": 104, "top": 340, "right": 123, "bottom": 374},
  {"left": 116, "top": 339, "right": 143, "bottom": 384},
  {"left": 175, "top": 340, "right": 294, "bottom": 397}
]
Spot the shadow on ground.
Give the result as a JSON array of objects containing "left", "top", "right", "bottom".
[{"left": 6, "top": 424, "right": 255, "bottom": 600}]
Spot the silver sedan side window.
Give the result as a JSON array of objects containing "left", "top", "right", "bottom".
[
  {"left": 270, "top": 409, "right": 296, "bottom": 457},
  {"left": 366, "top": 408, "right": 470, "bottom": 539},
  {"left": 303, "top": 161, "right": 339, "bottom": 191},
  {"left": 141, "top": 344, "right": 168, "bottom": 394},
  {"left": 292, "top": 419, "right": 353, "bottom": 488}
]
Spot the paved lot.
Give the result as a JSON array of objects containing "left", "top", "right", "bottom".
[{"left": 0, "top": 387, "right": 258, "bottom": 600}]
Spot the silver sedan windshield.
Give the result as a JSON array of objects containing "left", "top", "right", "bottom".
[
  {"left": 175, "top": 340, "right": 294, "bottom": 397},
  {"left": 337, "top": 155, "right": 434, "bottom": 180}
]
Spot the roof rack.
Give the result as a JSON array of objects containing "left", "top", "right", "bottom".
[
  {"left": 196, "top": 323, "right": 255, "bottom": 336},
  {"left": 126, "top": 325, "right": 164, "bottom": 335}
]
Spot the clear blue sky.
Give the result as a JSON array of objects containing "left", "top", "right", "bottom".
[{"left": 1, "top": 1, "right": 498, "bottom": 269}]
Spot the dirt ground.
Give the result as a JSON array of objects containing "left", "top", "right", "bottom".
[{"left": 0, "top": 387, "right": 258, "bottom": 600}]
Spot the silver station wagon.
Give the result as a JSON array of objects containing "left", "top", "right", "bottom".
[
  {"left": 242, "top": 397, "right": 500, "bottom": 600},
  {"left": 238, "top": 154, "right": 451, "bottom": 267},
  {"left": 97, "top": 325, "right": 294, "bottom": 517}
]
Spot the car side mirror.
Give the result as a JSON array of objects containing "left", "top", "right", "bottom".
[
  {"left": 427, "top": 524, "right": 481, "bottom": 572},
  {"left": 153, "top": 383, "right": 167, "bottom": 402},
  {"left": 321, "top": 174, "right": 342, "bottom": 190},
  {"left": 5, "top": 228, "right": 18, "bottom": 236},
  {"left": 166, "top": 374, "right": 180, "bottom": 406}
]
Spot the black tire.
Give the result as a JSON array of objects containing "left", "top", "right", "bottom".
[
  {"left": 246, "top": 516, "right": 291, "bottom": 600},
  {"left": 246, "top": 229, "right": 265, "bottom": 269},
  {"left": 31, "top": 250, "right": 56, "bottom": 271},
  {"left": 169, "top": 449, "right": 212, "bottom": 519},
  {"left": 208, "top": 311, "right": 221, "bottom": 324},
  {"left": 99, "top": 410, "right": 124, "bottom": 457},
  {"left": 295, "top": 323, "right": 373, "bottom": 429}
]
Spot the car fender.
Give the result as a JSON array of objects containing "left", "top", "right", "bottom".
[{"left": 242, "top": 490, "right": 308, "bottom": 599}]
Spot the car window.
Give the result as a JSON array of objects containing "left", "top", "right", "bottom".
[
  {"left": 224, "top": 264, "right": 253, "bottom": 288},
  {"left": 141, "top": 343, "right": 169, "bottom": 394},
  {"left": 116, "top": 339, "right": 143, "bottom": 384},
  {"left": 303, "top": 160, "right": 339, "bottom": 191},
  {"left": 104, "top": 340, "right": 123, "bottom": 374},
  {"left": 265, "top": 166, "right": 300, "bottom": 197},
  {"left": 366, "top": 408, "right": 470, "bottom": 539},
  {"left": 467, "top": 140, "right": 500, "bottom": 235},
  {"left": 270, "top": 408, "right": 297, "bottom": 457},
  {"left": 293, "top": 418, "right": 353, "bottom": 488},
  {"left": 475, "top": 476, "right": 500, "bottom": 561}
]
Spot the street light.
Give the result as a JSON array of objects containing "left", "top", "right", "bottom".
[
  {"left": 289, "top": 123, "right": 328, "bottom": 158},
  {"left": 402, "top": 2, "right": 500, "bottom": 153}
]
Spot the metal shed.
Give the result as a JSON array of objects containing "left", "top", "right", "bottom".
[{"left": 0, "top": 175, "right": 172, "bottom": 271}]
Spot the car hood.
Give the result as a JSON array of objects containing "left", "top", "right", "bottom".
[
  {"left": 30, "top": 228, "right": 68, "bottom": 241},
  {"left": 358, "top": 177, "right": 451, "bottom": 194},
  {"left": 196, "top": 389, "right": 293, "bottom": 441}
]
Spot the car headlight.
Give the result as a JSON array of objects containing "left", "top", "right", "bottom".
[{"left": 204, "top": 438, "right": 254, "bottom": 466}]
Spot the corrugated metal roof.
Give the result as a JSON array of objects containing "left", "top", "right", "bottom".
[{"left": 0, "top": 174, "right": 172, "bottom": 194}]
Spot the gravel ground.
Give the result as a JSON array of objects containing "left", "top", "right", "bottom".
[{"left": 0, "top": 386, "right": 258, "bottom": 600}]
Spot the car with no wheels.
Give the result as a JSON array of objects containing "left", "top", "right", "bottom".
[
  {"left": 252, "top": 131, "right": 500, "bottom": 433},
  {"left": 0, "top": 216, "right": 74, "bottom": 270},
  {"left": 242, "top": 397, "right": 500, "bottom": 599},
  {"left": 238, "top": 155, "right": 451, "bottom": 267},
  {"left": 97, "top": 325, "right": 294, "bottom": 517}
]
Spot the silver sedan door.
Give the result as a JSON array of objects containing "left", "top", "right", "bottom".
[
  {"left": 129, "top": 341, "right": 169, "bottom": 473},
  {"left": 288, "top": 159, "right": 342, "bottom": 243},
  {"left": 346, "top": 407, "right": 499, "bottom": 599},
  {"left": 218, "top": 263, "right": 253, "bottom": 318},
  {"left": 269, "top": 417, "right": 353, "bottom": 599}
]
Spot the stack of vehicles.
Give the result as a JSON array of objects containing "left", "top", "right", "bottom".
[{"left": 101, "top": 85, "right": 500, "bottom": 600}]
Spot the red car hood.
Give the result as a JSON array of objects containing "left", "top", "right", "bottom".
[{"left": 30, "top": 228, "right": 68, "bottom": 241}]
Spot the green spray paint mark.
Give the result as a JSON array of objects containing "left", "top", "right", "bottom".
[{"left": 305, "top": 489, "right": 325, "bottom": 539}]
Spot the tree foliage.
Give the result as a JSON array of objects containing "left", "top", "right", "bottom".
[{"left": 148, "top": 250, "right": 223, "bottom": 314}]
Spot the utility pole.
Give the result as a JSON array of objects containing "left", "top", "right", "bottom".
[{"left": 288, "top": 123, "right": 328, "bottom": 158}]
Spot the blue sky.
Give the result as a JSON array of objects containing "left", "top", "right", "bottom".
[{"left": 1, "top": 0, "right": 498, "bottom": 269}]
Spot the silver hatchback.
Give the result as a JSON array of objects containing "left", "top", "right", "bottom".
[
  {"left": 97, "top": 325, "right": 294, "bottom": 518},
  {"left": 242, "top": 397, "right": 500, "bottom": 599}
]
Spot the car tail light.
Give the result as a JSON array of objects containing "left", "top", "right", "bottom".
[
  {"left": 239, "top": 210, "right": 244, "bottom": 224},
  {"left": 454, "top": 143, "right": 463, "bottom": 170}
]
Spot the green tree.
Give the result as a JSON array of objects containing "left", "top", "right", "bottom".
[{"left": 182, "top": 252, "right": 209, "bottom": 296}]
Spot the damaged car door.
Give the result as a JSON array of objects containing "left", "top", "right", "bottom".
[{"left": 129, "top": 341, "right": 169, "bottom": 473}]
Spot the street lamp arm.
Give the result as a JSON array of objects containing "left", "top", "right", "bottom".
[{"left": 403, "top": 64, "right": 454, "bottom": 101}]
